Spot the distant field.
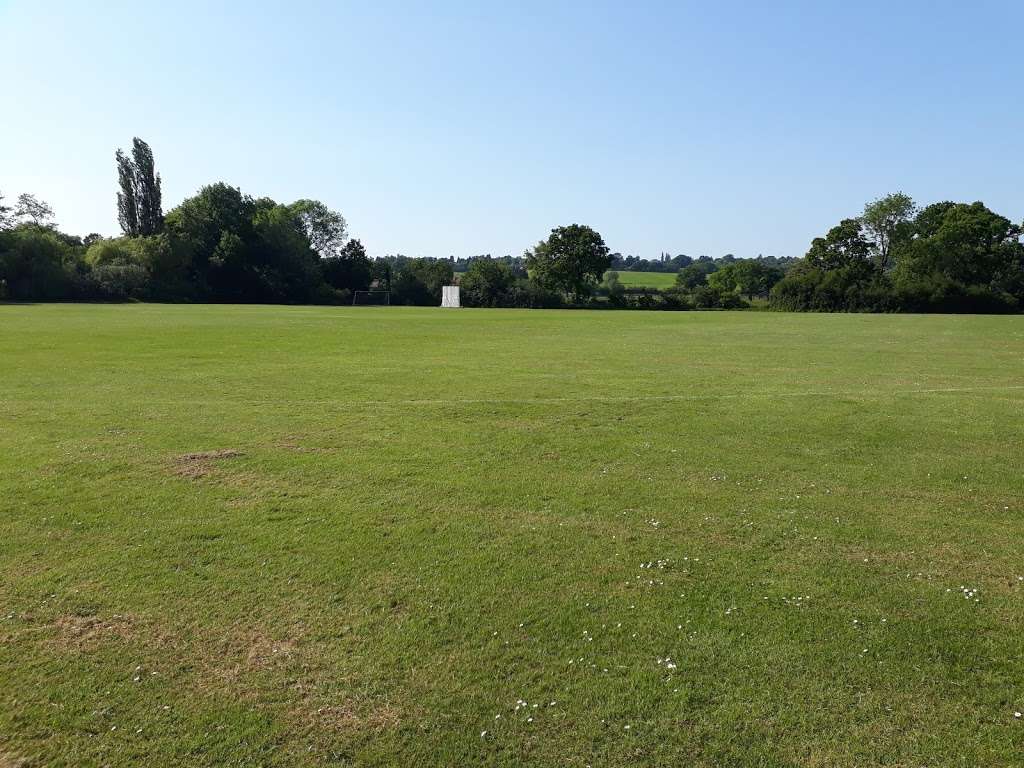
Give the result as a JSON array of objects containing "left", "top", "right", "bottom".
[
  {"left": 2, "top": 305, "right": 1024, "bottom": 767},
  {"left": 608, "top": 269, "right": 678, "bottom": 289}
]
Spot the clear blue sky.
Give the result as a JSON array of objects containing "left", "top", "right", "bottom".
[{"left": 2, "top": 0, "right": 1021, "bottom": 260}]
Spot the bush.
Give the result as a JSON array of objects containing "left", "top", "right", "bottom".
[
  {"left": 893, "top": 274, "right": 1019, "bottom": 313},
  {"left": 0, "top": 225, "right": 78, "bottom": 299},
  {"left": 770, "top": 261, "right": 892, "bottom": 312},
  {"left": 507, "top": 278, "right": 563, "bottom": 308},
  {"left": 91, "top": 263, "right": 149, "bottom": 300},
  {"left": 85, "top": 237, "right": 135, "bottom": 267},
  {"left": 688, "top": 285, "right": 749, "bottom": 309}
]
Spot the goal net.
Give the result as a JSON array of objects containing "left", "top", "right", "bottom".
[{"left": 352, "top": 290, "right": 391, "bottom": 306}]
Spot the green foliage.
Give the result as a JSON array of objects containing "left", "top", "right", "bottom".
[
  {"left": 707, "top": 260, "right": 783, "bottom": 300},
  {"left": 322, "top": 238, "right": 373, "bottom": 294},
  {"left": 602, "top": 270, "right": 625, "bottom": 304},
  {"left": 675, "top": 260, "right": 717, "bottom": 289},
  {"left": 116, "top": 138, "right": 163, "bottom": 237},
  {"left": 769, "top": 195, "right": 1024, "bottom": 313},
  {"left": 5, "top": 166, "right": 1024, "bottom": 316},
  {"left": 91, "top": 263, "right": 149, "bottom": 299},
  {"left": 895, "top": 201, "right": 1023, "bottom": 289},
  {"left": 163, "top": 184, "right": 326, "bottom": 302},
  {"left": 460, "top": 258, "right": 516, "bottom": 307},
  {"left": 289, "top": 199, "right": 347, "bottom": 258},
  {"left": 0, "top": 224, "right": 78, "bottom": 299},
  {"left": 390, "top": 257, "right": 454, "bottom": 305},
  {"left": 806, "top": 218, "right": 873, "bottom": 270},
  {"left": 771, "top": 260, "right": 893, "bottom": 312},
  {"left": 85, "top": 237, "right": 136, "bottom": 267},
  {"left": 861, "top": 192, "right": 916, "bottom": 270},
  {"left": 14, "top": 193, "right": 55, "bottom": 227},
  {"left": 526, "top": 224, "right": 611, "bottom": 301},
  {"left": 0, "top": 191, "right": 12, "bottom": 230},
  {"left": 506, "top": 277, "right": 564, "bottom": 308}
]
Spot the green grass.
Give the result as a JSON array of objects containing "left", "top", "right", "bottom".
[
  {"left": 2, "top": 304, "right": 1024, "bottom": 767},
  {"left": 608, "top": 270, "right": 678, "bottom": 289}
]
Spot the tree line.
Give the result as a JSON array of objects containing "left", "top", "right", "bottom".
[
  {"left": 2, "top": 139, "right": 1021, "bottom": 312},
  {"left": 769, "top": 194, "right": 1024, "bottom": 313}
]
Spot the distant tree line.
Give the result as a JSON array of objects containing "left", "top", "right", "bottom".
[
  {"left": 769, "top": 194, "right": 1024, "bottom": 313},
  {"left": 2, "top": 140, "right": 1021, "bottom": 313},
  {"left": 0, "top": 139, "right": 447, "bottom": 305}
]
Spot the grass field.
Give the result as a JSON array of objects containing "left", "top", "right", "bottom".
[
  {"left": 2, "top": 304, "right": 1024, "bottom": 767},
  {"left": 608, "top": 270, "right": 678, "bottom": 289}
]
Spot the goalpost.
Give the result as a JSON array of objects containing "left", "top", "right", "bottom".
[{"left": 352, "top": 290, "right": 391, "bottom": 306}]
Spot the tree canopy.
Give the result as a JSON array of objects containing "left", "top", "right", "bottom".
[
  {"left": 771, "top": 194, "right": 1024, "bottom": 313},
  {"left": 526, "top": 224, "right": 611, "bottom": 300}
]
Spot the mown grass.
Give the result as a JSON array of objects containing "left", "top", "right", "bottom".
[
  {"left": 608, "top": 270, "right": 678, "bottom": 289},
  {"left": 1, "top": 304, "right": 1023, "bottom": 767}
]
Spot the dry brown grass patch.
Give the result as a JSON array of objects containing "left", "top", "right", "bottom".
[
  {"left": 0, "top": 750, "right": 30, "bottom": 768},
  {"left": 171, "top": 449, "right": 244, "bottom": 479},
  {"left": 204, "top": 625, "right": 308, "bottom": 688},
  {"left": 51, "top": 613, "right": 136, "bottom": 649},
  {"left": 304, "top": 701, "right": 401, "bottom": 733}
]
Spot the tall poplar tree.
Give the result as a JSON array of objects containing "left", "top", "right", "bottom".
[{"left": 116, "top": 138, "right": 163, "bottom": 237}]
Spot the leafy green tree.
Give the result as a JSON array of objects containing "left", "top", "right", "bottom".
[
  {"left": 676, "top": 260, "right": 717, "bottom": 289},
  {"left": 770, "top": 218, "right": 887, "bottom": 312},
  {"left": 0, "top": 225, "right": 75, "bottom": 298},
  {"left": 895, "top": 201, "right": 1024, "bottom": 296},
  {"left": 861, "top": 192, "right": 916, "bottom": 271},
  {"left": 289, "top": 199, "right": 347, "bottom": 258},
  {"left": 526, "top": 224, "right": 611, "bottom": 301},
  {"left": 14, "top": 193, "right": 55, "bottom": 227},
  {"left": 460, "top": 258, "right": 515, "bottom": 307},
  {"left": 250, "top": 202, "right": 321, "bottom": 301},
  {"left": 745, "top": 260, "right": 784, "bottom": 298},
  {"left": 603, "top": 269, "right": 625, "bottom": 299},
  {"left": 322, "top": 238, "right": 373, "bottom": 293},
  {"left": 805, "top": 218, "right": 873, "bottom": 270},
  {"left": 85, "top": 238, "right": 136, "bottom": 266},
  {"left": 116, "top": 138, "right": 163, "bottom": 237},
  {"left": 705, "top": 264, "right": 738, "bottom": 297},
  {"left": 164, "top": 183, "right": 255, "bottom": 294},
  {"left": 770, "top": 258, "right": 891, "bottom": 312}
]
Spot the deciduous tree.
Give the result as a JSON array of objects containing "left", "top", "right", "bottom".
[
  {"left": 526, "top": 224, "right": 611, "bottom": 301},
  {"left": 14, "top": 193, "right": 54, "bottom": 227},
  {"left": 862, "top": 192, "right": 916, "bottom": 271},
  {"left": 289, "top": 199, "right": 347, "bottom": 258},
  {"left": 805, "top": 219, "right": 873, "bottom": 271}
]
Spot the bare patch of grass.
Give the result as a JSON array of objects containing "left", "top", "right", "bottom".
[
  {"left": 305, "top": 701, "right": 401, "bottom": 733},
  {"left": 0, "top": 750, "right": 30, "bottom": 768},
  {"left": 202, "top": 625, "right": 307, "bottom": 689},
  {"left": 50, "top": 613, "right": 137, "bottom": 649},
  {"left": 171, "top": 449, "right": 244, "bottom": 479}
]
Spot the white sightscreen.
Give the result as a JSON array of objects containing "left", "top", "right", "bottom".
[{"left": 441, "top": 285, "right": 461, "bottom": 308}]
